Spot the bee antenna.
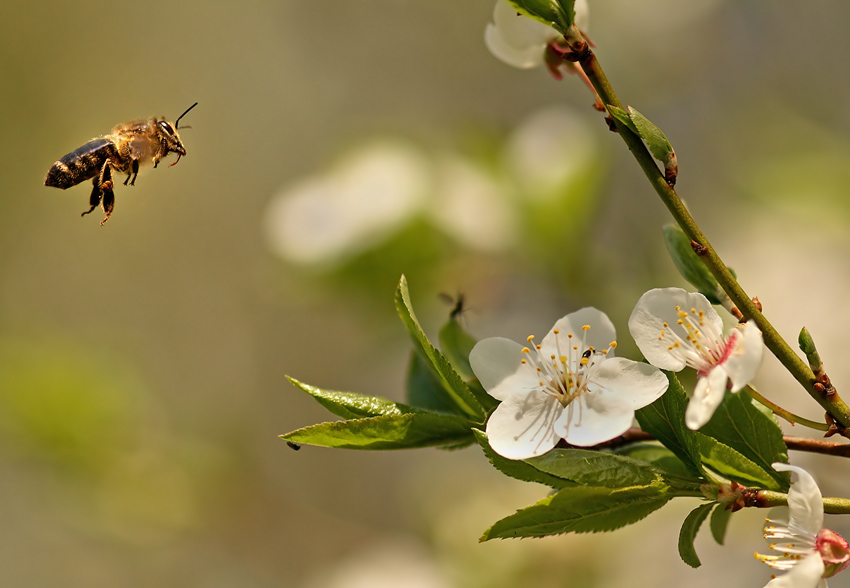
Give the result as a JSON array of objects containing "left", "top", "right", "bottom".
[{"left": 175, "top": 102, "right": 198, "bottom": 129}]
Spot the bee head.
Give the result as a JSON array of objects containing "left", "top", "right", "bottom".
[{"left": 158, "top": 102, "right": 197, "bottom": 167}]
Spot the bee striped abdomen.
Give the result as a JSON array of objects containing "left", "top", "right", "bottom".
[{"left": 44, "top": 138, "right": 118, "bottom": 189}]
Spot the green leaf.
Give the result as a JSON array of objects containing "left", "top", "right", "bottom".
[
  {"left": 526, "top": 448, "right": 661, "bottom": 488},
  {"left": 474, "top": 430, "right": 576, "bottom": 490},
  {"left": 627, "top": 106, "right": 675, "bottom": 168},
  {"left": 613, "top": 443, "right": 695, "bottom": 480},
  {"left": 696, "top": 433, "right": 782, "bottom": 490},
  {"left": 438, "top": 318, "right": 477, "bottom": 381},
  {"left": 635, "top": 371, "right": 703, "bottom": 478},
  {"left": 406, "top": 352, "right": 466, "bottom": 415},
  {"left": 395, "top": 276, "right": 484, "bottom": 422},
  {"left": 678, "top": 502, "right": 713, "bottom": 568},
  {"left": 709, "top": 503, "right": 732, "bottom": 546},
  {"left": 504, "top": 0, "right": 572, "bottom": 34},
  {"left": 700, "top": 392, "right": 789, "bottom": 490},
  {"left": 663, "top": 224, "right": 722, "bottom": 303},
  {"left": 607, "top": 105, "right": 639, "bottom": 135},
  {"left": 481, "top": 484, "right": 671, "bottom": 540},
  {"left": 281, "top": 412, "right": 474, "bottom": 450},
  {"left": 798, "top": 327, "right": 824, "bottom": 373},
  {"left": 287, "top": 377, "right": 409, "bottom": 419}
]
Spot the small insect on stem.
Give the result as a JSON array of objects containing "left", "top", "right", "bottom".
[{"left": 44, "top": 102, "right": 198, "bottom": 225}]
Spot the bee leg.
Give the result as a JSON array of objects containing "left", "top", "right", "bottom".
[
  {"left": 124, "top": 159, "right": 139, "bottom": 186},
  {"left": 100, "top": 186, "right": 115, "bottom": 226},
  {"left": 82, "top": 177, "right": 102, "bottom": 217},
  {"left": 98, "top": 163, "right": 116, "bottom": 225}
]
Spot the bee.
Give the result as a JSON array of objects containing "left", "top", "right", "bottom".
[{"left": 44, "top": 102, "right": 198, "bottom": 225}]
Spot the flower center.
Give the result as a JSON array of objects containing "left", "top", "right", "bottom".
[
  {"left": 520, "top": 325, "right": 616, "bottom": 408},
  {"left": 656, "top": 305, "right": 730, "bottom": 375}
]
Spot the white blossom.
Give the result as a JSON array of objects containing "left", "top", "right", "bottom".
[
  {"left": 628, "top": 287, "right": 763, "bottom": 430},
  {"left": 470, "top": 307, "right": 668, "bottom": 460},
  {"left": 484, "top": 0, "right": 589, "bottom": 69},
  {"left": 756, "top": 463, "right": 849, "bottom": 587}
]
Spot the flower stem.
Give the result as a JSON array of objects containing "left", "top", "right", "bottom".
[
  {"left": 742, "top": 386, "right": 829, "bottom": 431},
  {"left": 575, "top": 47, "right": 850, "bottom": 429},
  {"left": 757, "top": 490, "right": 850, "bottom": 515}
]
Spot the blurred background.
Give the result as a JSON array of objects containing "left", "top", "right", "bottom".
[{"left": 2, "top": 0, "right": 850, "bottom": 586}]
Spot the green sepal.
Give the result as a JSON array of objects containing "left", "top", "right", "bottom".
[
  {"left": 663, "top": 224, "right": 722, "bottom": 303},
  {"left": 678, "top": 502, "right": 714, "bottom": 568},
  {"left": 700, "top": 392, "right": 789, "bottom": 491},
  {"left": 635, "top": 371, "right": 703, "bottom": 478},
  {"left": 696, "top": 433, "right": 782, "bottom": 491},
  {"left": 474, "top": 430, "right": 577, "bottom": 490},
  {"left": 280, "top": 411, "right": 474, "bottom": 450},
  {"left": 395, "top": 276, "right": 484, "bottom": 422},
  {"left": 505, "top": 0, "right": 574, "bottom": 34},
  {"left": 709, "top": 503, "right": 732, "bottom": 546},
  {"left": 481, "top": 483, "right": 671, "bottom": 540}
]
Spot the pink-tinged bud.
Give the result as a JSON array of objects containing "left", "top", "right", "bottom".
[{"left": 817, "top": 528, "right": 850, "bottom": 578}]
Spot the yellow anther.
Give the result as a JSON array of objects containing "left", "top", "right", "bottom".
[
  {"left": 581, "top": 325, "right": 591, "bottom": 331},
  {"left": 580, "top": 357, "right": 589, "bottom": 366},
  {"left": 527, "top": 335, "right": 535, "bottom": 343},
  {"left": 550, "top": 354, "right": 556, "bottom": 360},
  {"left": 567, "top": 333, "right": 573, "bottom": 338},
  {"left": 520, "top": 359, "right": 527, "bottom": 364},
  {"left": 610, "top": 341, "right": 617, "bottom": 348},
  {"left": 521, "top": 347, "right": 530, "bottom": 353},
  {"left": 536, "top": 345, "right": 542, "bottom": 350},
  {"left": 553, "top": 329, "right": 560, "bottom": 334},
  {"left": 662, "top": 322, "right": 669, "bottom": 328}
]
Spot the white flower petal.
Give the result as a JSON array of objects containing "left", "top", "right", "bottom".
[
  {"left": 485, "top": 24, "right": 548, "bottom": 69},
  {"left": 685, "top": 366, "right": 728, "bottom": 430},
  {"left": 485, "top": 389, "right": 563, "bottom": 459},
  {"left": 589, "top": 357, "right": 670, "bottom": 409},
  {"left": 764, "top": 552, "right": 826, "bottom": 588},
  {"left": 773, "top": 463, "right": 824, "bottom": 536},
  {"left": 724, "top": 320, "right": 764, "bottom": 392},
  {"left": 544, "top": 307, "right": 617, "bottom": 356},
  {"left": 554, "top": 358, "right": 667, "bottom": 446},
  {"left": 469, "top": 337, "right": 531, "bottom": 401},
  {"left": 629, "top": 287, "right": 722, "bottom": 371},
  {"left": 574, "top": 0, "right": 590, "bottom": 32},
  {"left": 556, "top": 390, "right": 635, "bottom": 447},
  {"left": 485, "top": 0, "right": 556, "bottom": 69}
]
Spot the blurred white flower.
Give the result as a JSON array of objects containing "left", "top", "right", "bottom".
[
  {"left": 428, "top": 155, "right": 516, "bottom": 252},
  {"left": 756, "top": 463, "right": 849, "bottom": 587},
  {"left": 264, "top": 142, "right": 428, "bottom": 266},
  {"left": 470, "top": 307, "right": 668, "bottom": 459},
  {"left": 484, "top": 0, "right": 589, "bottom": 69},
  {"left": 629, "top": 287, "right": 763, "bottom": 430},
  {"left": 503, "top": 106, "right": 596, "bottom": 200}
]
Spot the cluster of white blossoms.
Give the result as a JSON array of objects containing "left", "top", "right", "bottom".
[
  {"left": 471, "top": 287, "right": 763, "bottom": 459},
  {"left": 479, "top": 4, "right": 848, "bottom": 587}
]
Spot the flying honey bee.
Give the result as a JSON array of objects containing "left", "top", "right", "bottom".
[{"left": 44, "top": 102, "right": 198, "bottom": 225}]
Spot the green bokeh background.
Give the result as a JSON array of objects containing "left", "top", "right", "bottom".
[{"left": 2, "top": 1, "right": 850, "bottom": 586}]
